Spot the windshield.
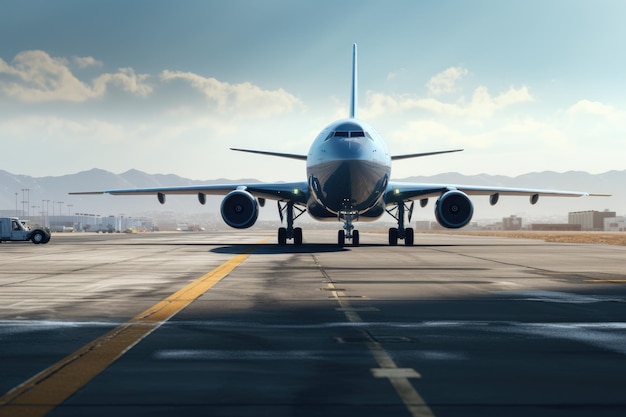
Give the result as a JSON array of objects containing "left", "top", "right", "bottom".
[{"left": 12, "top": 220, "right": 25, "bottom": 231}]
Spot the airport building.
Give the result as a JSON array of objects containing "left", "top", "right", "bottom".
[
  {"left": 502, "top": 215, "right": 522, "bottom": 230},
  {"left": 0, "top": 210, "right": 155, "bottom": 233},
  {"left": 59, "top": 214, "right": 155, "bottom": 233},
  {"left": 568, "top": 210, "right": 616, "bottom": 231},
  {"left": 604, "top": 216, "right": 626, "bottom": 232}
]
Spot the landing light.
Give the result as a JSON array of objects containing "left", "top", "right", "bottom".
[
  {"left": 394, "top": 189, "right": 400, "bottom": 195},
  {"left": 293, "top": 189, "right": 299, "bottom": 195}
]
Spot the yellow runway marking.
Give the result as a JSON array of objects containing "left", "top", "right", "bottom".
[
  {"left": 584, "top": 279, "right": 626, "bottom": 283},
  {"left": 0, "top": 243, "right": 264, "bottom": 417}
]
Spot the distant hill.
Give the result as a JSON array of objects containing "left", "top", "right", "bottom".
[{"left": 1, "top": 169, "right": 623, "bottom": 224}]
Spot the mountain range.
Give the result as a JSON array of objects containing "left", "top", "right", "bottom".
[{"left": 1, "top": 168, "right": 623, "bottom": 224}]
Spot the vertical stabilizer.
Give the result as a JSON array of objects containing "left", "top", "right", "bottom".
[{"left": 350, "top": 44, "right": 358, "bottom": 119}]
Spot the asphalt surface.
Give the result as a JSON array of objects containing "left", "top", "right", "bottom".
[{"left": 1, "top": 230, "right": 625, "bottom": 417}]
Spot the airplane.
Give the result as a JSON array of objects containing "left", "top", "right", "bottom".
[{"left": 70, "top": 44, "right": 608, "bottom": 247}]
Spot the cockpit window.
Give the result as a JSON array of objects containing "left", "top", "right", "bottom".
[
  {"left": 324, "top": 126, "right": 373, "bottom": 141},
  {"left": 324, "top": 121, "right": 374, "bottom": 141}
]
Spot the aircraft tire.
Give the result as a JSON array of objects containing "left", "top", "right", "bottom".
[
  {"left": 405, "top": 228, "right": 414, "bottom": 246},
  {"left": 278, "top": 227, "right": 287, "bottom": 245},
  {"left": 388, "top": 228, "right": 398, "bottom": 246},
  {"left": 338, "top": 230, "right": 345, "bottom": 247},
  {"left": 352, "top": 230, "right": 360, "bottom": 246},
  {"left": 294, "top": 227, "right": 303, "bottom": 245}
]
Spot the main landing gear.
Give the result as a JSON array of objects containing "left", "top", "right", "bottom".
[
  {"left": 277, "top": 201, "right": 306, "bottom": 245},
  {"left": 386, "top": 201, "right": 415, "bottom": 246}
]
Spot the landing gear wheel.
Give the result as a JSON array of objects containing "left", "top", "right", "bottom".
[
  {"left": 352, "top": 230, "right": 360, "bottom": 246},
  {"left": 294, "top": 227, "right": 303, "bottom": 245},
  {"left": 338, "top": 230, "right": 345, "bottom": 247},
  {"left": 388, "top": 227, "right": 398, "bottom": 246},
  {"left": 404, "top": 227, "right": 414, "bottom": 246},
  {"left": 278, "top": 227, "right": 287, "bottom": 245}
]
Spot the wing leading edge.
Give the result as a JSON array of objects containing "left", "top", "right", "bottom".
[
  {"left": 229, "top": 148, "right": 308, "bottom": 161},
  {"left": 384, "top": 181, "right": 610, "bottom": 204},
  {"left": 70, "top": 181, "right": 309, "bottom": 204}
]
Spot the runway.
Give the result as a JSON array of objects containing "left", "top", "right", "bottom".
[{"left": 1, "top": 230, "right": 625, "bottom": 417}]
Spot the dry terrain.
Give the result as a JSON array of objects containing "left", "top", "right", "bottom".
[{"left": 422, "top": 230, "right": 626, "bottom": 246}]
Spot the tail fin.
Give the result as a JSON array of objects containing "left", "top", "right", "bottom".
[{"left": 350, "top": 43, "right": 358, "bottom": 119}]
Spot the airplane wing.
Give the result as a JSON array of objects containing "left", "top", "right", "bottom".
[
  {"left": 70, "top": 181, "right": 309, "bottom": 204},
  {"left": 229, "top": 148, "right": 308, "bottom": 161},
  {"left": 391, "top": 149, "right": 463, "bottom": 160},
  {"left": 384, "top": 181, "right": 610, "bottom": 204}
]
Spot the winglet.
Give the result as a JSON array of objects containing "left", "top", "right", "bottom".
[{"left": 350, "top": 43, "right": 358, "bottom": 119}]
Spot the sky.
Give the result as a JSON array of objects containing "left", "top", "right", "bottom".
[{"left": 1, "top": 0, "right": 625, "bottom": 182}]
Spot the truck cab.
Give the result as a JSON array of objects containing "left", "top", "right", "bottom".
[{"left": 0, "top": 217, "right": 51, "bottom": 244}]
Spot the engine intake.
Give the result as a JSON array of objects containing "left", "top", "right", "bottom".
[
  {"left": 220, "top": 190, "right": 259, "bottom": 229},
  {"left": 435, "top": 190, "right": 473, "bottom": 229}
]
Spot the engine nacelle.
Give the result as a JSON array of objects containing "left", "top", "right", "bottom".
[
  {"left": 435, "top": 190, "right": 474, "bottom": 229},
  {"left": 220, "top": 190, "right": 259, "bottom": 229}
]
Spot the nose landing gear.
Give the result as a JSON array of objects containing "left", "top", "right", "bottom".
[{"left": 337, "top": 199, "right": 359, "bottom": 247}]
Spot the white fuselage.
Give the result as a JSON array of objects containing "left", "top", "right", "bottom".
[{"left": 306, "top": 118, "right": 391, "bottom": 221}]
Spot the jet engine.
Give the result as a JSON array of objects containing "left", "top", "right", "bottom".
[
  {"left": 434, "top": 190, "right": 473, "bottom": 229},
  {"left": 220, "top": 190, "right": 259, "bottom": 229}
]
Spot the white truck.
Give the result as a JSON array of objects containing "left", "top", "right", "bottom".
[{"left": 0, "top": 217, "right": 51, "bottom": 244}]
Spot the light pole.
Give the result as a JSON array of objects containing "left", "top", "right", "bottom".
[
  {"left": 67, "top": 204, "right": 74, "bottom": 231},
  {"left": 25, "top": 189, "right": 30, "bottom": 218},
  {"left": 44, "top": 200, "right": 50, "bottom": 227},
  {"left": 41, "top": 200, "right": 49, "bottom": 227},
  {"left": 21, "top": 188, "right": 29, "bottom": 216},
  {"left": 31, "top": 206, "right": 38, "bottom": 225}
]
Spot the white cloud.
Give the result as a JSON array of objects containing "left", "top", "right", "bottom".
[
  {"left": 360, "top": 92, "right": 418, "bottom": 119},
  {"left": 160, "top": 70, "right": 301, "bottom": 118},
  {"left": 1, "top": 115, "right": 128, "bottom": 145},
  {"left": 389, "top": 120, "right": 461, "bottom": 146},
  {"left": 362, "top": 84, "right": 533, "bottom": 122},
  {"left": 426, "top": 66, "right": 468, "bottom": 95},
  {"left": 0, "top": 50, "right": 152, "bottom": 102},
  {"left": 73, "top": 56, "right": 103, "bottom": 68},
  {"left": 566, "top": 99, "right": 623, "bottom": 122},
  {"left": 93, "top": 67, "right": 152, "bottom": 97},
  {"left": 459, "top": 85, "right": 534, "bottom": 120}
]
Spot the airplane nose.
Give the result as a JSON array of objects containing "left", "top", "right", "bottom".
[{"left": 326, "top": 137, "right": 369, "bottom": 160}]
